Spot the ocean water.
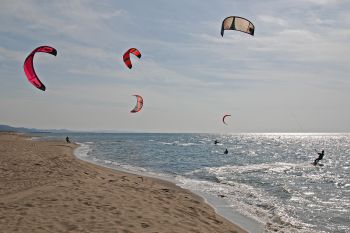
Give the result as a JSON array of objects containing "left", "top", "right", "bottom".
[{"left": 38, "top": 133, "right": 350, "bottom": 233}]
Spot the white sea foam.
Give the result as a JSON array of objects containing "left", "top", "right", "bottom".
[
  {"left": 201, "top": 162, "right": 304, "bottom": 175},
  {"left": 74, "top": 142, "right": 93, "bottom": 158},
  {"left": 86, "top": 156, "right": 149, "bottom": 174},
  {"left": 159, "top": 141, "right": 173, "bottom": 145},
  {"left": 178, "top": 142, "right": 196, "bottom": 146},
  {"left": 159, "top": 141, "right": 198, "bottom": 146},
  {"left": 175, "top": 176, "right": 317, "bottom": 233}
]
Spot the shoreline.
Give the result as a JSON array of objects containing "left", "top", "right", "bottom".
[
  {"left": 0, "top": 132, "right": 248, "bottom": 233},
  {"left": 73, "top": 142, "right": 264, "bottom": 233}
]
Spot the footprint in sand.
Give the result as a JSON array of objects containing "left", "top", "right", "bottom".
[
  {"left": 141, "top": 222, "right": 150, "bottom": 228},
  {"left": 121, "top": 176, "right": 129, "bottom": 181}
]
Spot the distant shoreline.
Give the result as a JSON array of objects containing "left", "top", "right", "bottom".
[{"left": 2, "top": 123, "right": 350, "bottom": 135}]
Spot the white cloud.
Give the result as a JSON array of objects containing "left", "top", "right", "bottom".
[
  {"left": 0, "top": 47, "right": 23, "bottom": 62},
  {"left": 0, "top": 0, "right": 127, "bottom": 42},
  {"left": 259, "top": 15, "right": 288, "bottom": 26},
  {"left": 302, "top": 0, "right": 341, "bottom": 5},
  {"left": 100, "top": 9, "right": 126, "bottom": 19},
  {"left": 61, "top": 44, "right": 117, "bottom": 61}
]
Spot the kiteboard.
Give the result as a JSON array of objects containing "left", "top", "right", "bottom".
[{"left": 311, "top": 162, "right": 324, "bottom": 167}]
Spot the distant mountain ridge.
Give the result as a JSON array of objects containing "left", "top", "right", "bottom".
[
  {"left": 0, "top": 124, "right": 72, "bottom": 133},
  {"left": 0, "top": 125, "right": 135, "bottom": 134}
]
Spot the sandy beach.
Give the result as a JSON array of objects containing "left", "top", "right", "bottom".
[{"left": 0, "top": 132, "right": 246, "bottom": 233}]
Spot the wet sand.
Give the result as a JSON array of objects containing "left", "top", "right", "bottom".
[{"left": 0, "top": 132, "right": 246, "bottom": 233}]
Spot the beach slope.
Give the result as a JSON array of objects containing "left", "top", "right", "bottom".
[{"left": 0, "top": 133, "right": 246, "bottom": 233}]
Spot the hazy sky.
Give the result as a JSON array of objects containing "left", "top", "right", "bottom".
[{"left": 0, "top": 0, "right": 349, "bottom": 133}]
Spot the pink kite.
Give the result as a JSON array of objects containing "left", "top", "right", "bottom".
[
  {"left": 23, "top": 46, "right": 57, "bottom": 91},
  {"left": 131, "top": 95, "right": 143, "bottom": 113}
]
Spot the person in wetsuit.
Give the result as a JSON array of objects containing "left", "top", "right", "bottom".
[
  {"left": 214, "top": 140, "right": 219, "bottom": 145},
  {"left": 224, "top": 148, "right": 228, "bottom": 154},
  {"left": 66, "top": 136, "right": 71, "bottom": 143},
  {"left": 313, "top": 149, "right": 324, "bottom": 165}
]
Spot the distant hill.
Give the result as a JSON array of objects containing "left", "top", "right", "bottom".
[{"left": 0, "top": 124, "right": 72, "bottom": 133}]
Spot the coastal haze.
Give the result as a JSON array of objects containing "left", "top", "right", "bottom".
[{"left": 1, "top": 0, "right": 350, "bottom": 133}]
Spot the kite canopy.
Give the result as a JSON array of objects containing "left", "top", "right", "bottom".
[
  {"left": 130, "top": 95, "right": 143, "bottom": 113},
  {"left": 123, "top": 48, "right": 141, "bottom": 69},
  {"left": 221, "top": 16, "right": 255, "bottom": 37},
  {"left": 223, "top": 114, "right": 231, "bottom": 125},
  {"left": 23, "top": 46, "right": 57, "bottom": 91}
]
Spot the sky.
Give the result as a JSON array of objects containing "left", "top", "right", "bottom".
[{"left": 0, "top": 0, "right": 349, "bottom": 133}]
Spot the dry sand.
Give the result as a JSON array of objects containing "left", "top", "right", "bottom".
[{"left": 0, "top": 132, "right": 247, "bottom": 233}]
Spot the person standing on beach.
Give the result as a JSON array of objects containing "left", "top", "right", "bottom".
[
  {"left": 313, "top": 149, "right": 324, "bottom": 165},
  {"left": 66, "top": 136, "right": 71, "bottom": 143}
]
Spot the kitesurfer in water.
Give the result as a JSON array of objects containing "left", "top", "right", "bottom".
[
  {"left": 66, "top": 136, "right": 70, "bottom": 143},
  {"left": 214, "top": 140, "right": 219, "bottom": 145},
  {"left": 313, "top": 149, "right": 324, "bottom": 165},
  {"left": 224, "top": 148, "right": 228, "bottom": 154}
]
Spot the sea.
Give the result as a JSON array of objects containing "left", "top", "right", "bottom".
[{"left": 35, "top": 132, "right": 350, "bottom": 233}]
